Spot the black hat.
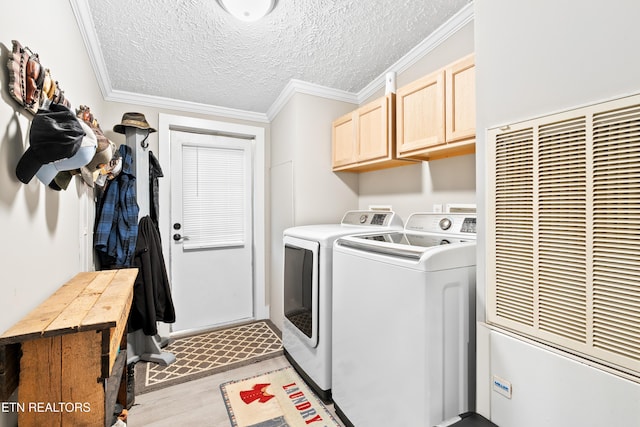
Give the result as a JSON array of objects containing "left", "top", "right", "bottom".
[
  {"left": 16, "top": 104, "right": 85, "bottom": 184},
  {"left": 113, "top": 112, "right": 156, "bottom": 134}
]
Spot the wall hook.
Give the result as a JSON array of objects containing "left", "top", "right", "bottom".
[{"left": 140, "top": 129, "right": 150, "bottom": 150}]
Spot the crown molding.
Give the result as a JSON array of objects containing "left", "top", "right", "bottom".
[
  {"left": 356, "top": 2, "right": 474, "bottom": 104},
  {"left": 70, "top": 0, "right": 112, "bottom": 99},
  {"left": 106, "top": 90, "right": 270, "bottom": 123},
  {"left": 266, "top": 79, "right": 359, "bottom": 121},
  {"left": 72, "top": 0, "right": 473, "bottom": 124}
]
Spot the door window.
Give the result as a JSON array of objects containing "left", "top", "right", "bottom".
[{"left": 181, "top": 144, "right": 247, "bottom": 250}]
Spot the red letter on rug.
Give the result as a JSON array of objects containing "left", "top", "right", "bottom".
[
  {"left": 305, "top": 414, "right": 323, "bottom": 424},
  {"left": 295, "top": 402, "right": 311, "bottom": 411}
]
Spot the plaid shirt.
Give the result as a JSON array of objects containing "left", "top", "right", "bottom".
[{"left": 95, "top": 144, "right": 139, "bottom": 268}]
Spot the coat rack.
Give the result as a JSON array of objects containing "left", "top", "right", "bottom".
[{"left": 125, "top": 127, "right": 176, "bottom": 367}]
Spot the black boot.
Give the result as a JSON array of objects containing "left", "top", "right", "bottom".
[{"left": 126, "top": 362, "right": 136, "bottom": 409}]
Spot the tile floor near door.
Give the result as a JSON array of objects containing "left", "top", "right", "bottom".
[{"left": 128, "top": 355, "right": 344, "bottom": 427}]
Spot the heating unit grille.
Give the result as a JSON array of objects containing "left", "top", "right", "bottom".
[{"left": 487, "top": 93, "right": 640, "bottom": 376}]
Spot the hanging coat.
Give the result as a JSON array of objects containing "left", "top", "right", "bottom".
[
  {"left": 94, "top": 144, "right": 139, "bottom": 268},
  {"left": 129, "top": 215, "right": 176, "bottom": 335},
  {"left": 148, "top": 150, "right": 163, "bottom": 226}
]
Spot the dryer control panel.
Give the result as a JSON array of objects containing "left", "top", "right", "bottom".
[{"left": 341, "top": 210, "right": 403, "bottom": 228}]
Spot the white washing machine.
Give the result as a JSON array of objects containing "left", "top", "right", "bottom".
[
  {"left": 282, "top": 210, "right": 403, "bottom": 402},
  {"left": 331, "top": 213, "right": 477, "bottom": 427}
]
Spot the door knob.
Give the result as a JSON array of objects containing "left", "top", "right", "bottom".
[{"left": 173, "top": 233, "right": 182, "bottom": 241}]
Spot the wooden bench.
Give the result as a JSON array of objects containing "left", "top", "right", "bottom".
[{"left": 0, "top": 269, "right": 137, "bottom": 426}]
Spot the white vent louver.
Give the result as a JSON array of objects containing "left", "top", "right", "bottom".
[
  {"left": 494, "top": 128, "right": 534, "bottom": 326},
  {"left": 592, "top": 105, "right": 640, "bottom": 363},
  {"left": 488, "top": 94, "right": 640, "bottom": 376},
  {"left": 538, "top": 117, "right": 587, "bottom": 343}
]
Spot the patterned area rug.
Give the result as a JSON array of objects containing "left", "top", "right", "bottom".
[
  {"left": 221, "top": 367, "right": 341, "bottom": 427},
  {"left": 136, "top": 321, "right": 282, "bottom": 394}
]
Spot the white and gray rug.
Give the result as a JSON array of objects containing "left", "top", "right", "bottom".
[{"left": 136, "top": 321, "right": 282, "bottom": 394}]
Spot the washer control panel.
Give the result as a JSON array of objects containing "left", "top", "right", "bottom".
[
  {"left": 460, "top": 217, "right": 477, "bottom": 233},
  {"left": 406, "top": 213, "right": 476, "bottom": 235}
]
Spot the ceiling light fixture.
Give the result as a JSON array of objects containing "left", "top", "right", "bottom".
[{"left": 216, "top": 0, "right": 278, "bottom": 22}]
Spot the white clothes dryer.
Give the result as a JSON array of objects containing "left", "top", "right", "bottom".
[
  {"left": 331, "top": 213, "right": 477, "bottom": 426},
  {"left": 282, "top": 210, "right": 403, "bottom": 402}
]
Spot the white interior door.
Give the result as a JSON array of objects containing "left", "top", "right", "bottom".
[{"left": 170, "top": 130, "right": 253, "bottom": 333}]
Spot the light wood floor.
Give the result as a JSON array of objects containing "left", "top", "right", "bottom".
[{"left": 128, "top": 355, "right": 344, "bottom": 426}]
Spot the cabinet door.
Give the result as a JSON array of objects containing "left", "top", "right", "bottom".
[
  {"left": 332, "top": 112, "right": 357, "bottom": 168},
  {"left": 357, "top": 95, "right": 391, "bottom": 162},
  {"left": 396, "top": 69, "right": 445, "bottom": 156},
  {"left": 446, "top": 54, "right": 475, "bottom": 142}
]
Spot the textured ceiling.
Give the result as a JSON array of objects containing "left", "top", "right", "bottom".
[{"left": 85, "top": 0, "right": 470, "bottom": 113}]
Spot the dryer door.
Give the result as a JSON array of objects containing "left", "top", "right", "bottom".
[{"left": 283, "top": 236, "right": 320, "bottom": 348}]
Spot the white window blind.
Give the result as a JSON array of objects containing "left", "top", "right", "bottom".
[
  {"left": 487, "top": 93, "right": 640, "bottom": 377},
  {"left": 182, "top": 144, "right": 246, "bottom": 250}
]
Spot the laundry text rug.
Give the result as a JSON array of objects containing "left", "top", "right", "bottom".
[
  {"left": 137, "top": 321, "right": 282, "bottom": 394},
  {"left": 220, "top": 367, "right": 340, "bottom": 427}
]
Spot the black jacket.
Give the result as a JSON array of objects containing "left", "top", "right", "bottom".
[
  {"left": 129, "top": 215, "right": 176, "bottom": 335},
  {"left": 149, "top": 151, "right": 163, "bottom": 227}
]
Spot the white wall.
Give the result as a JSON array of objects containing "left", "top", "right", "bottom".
[
  {"left": 0, "top": 2, "right": 108, "bottom": 425},
  {"left": 0, "top": 0, "right": 107, "bottom": 345},
  {"left": 475, "top": 0, "right": 640, "bottom": 422},
  {"left": 358, "top": 154, "right": 475, "bottom": 220},
  {"left": 269, "top": 92, "right": 357, "bottom": 330},
  {"left": 292, "top": 94, "right": 359, "bottom": 226},
  {"left": 269, "top": 95, "right": 297, "bottom": 332}
]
